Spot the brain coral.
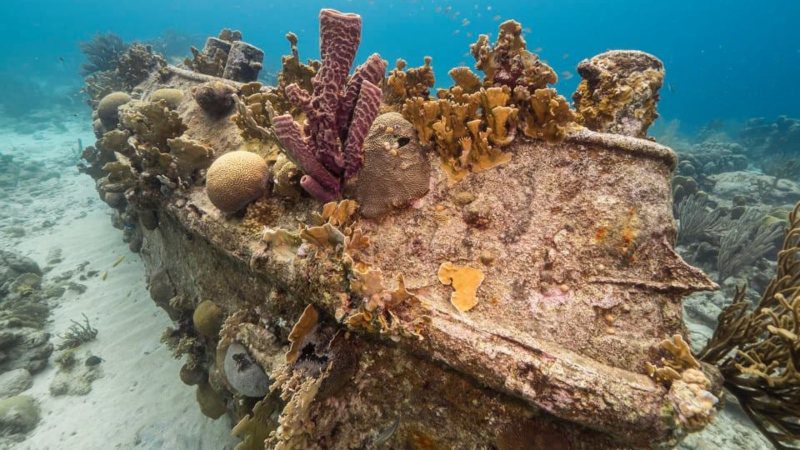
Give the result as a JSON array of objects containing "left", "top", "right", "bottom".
[
  {"left": 97, "top": 92, "right": 131, "bottom": 129},
  {"left": 344, "top": 112, "right": 431, "bottom": 219},
  {"left": 149, "top": 88, "right": 184, "bottom": 109},
  {"left": 192, "top": 300, "right": 223, "bottom": 337},
  {"left": 206, "top": 150, "right": 268, "bottom": 213}
]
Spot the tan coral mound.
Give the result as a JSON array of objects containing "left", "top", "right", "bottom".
[
  {"left": 206, "top": 150, "right": 268, "bottom": 213},
  {"left": 149, "top": 88, "right": 184, "bottom": 109},
  {"left": 97, "top": 91, "right": 131, "bottom": 129},
  {"left": 344, "top": 112, "right": 431, "bottom": 219},
  {"left": 572, "top": 50, "right": 664, "bottom": 138}
]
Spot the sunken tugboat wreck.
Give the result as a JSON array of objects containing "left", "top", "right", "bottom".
[{"left": 79, "top": 9, "right": 721, "bottom": 449}]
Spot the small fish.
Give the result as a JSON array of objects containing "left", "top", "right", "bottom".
[
  {"left": 562, "top": 53, "right": 570, "bottom": 60},
  {"left": 462, "top": 18, "right": 470, "bottom": 26},
  {"left": 452, "top": 29, "right": 461, "bottom": 35},
  {"left": 667, "top": 82, "right": 676, "bottom": 94},
  {"left": 372, "top": 418, "right": 400, "bottom": 446},
  {"left": 523, "top": 27, "right": 532, "bottom": 33},
  {"left": 112, "top": 255, "right": 125, "bottom": 267},
  {"left": 534, "top": 46, "right": 543, "bottom": 53},
  {"left": 492, "top": 14, "right": 501, "bottom": 20},
  {"left": 560, "top": 70, "right": 574, "bottom": 80},
  {"left": 101, "top": 271, "right": 108, "bottom": 281}
]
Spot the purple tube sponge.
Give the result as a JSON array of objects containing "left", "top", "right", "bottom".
[{"left": 274, "top": 9, "right": 387, "bottom": 202}]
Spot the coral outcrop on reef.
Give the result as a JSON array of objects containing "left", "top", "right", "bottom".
[
  {"left": 0, "top": 251, "right": 53, "bottom": 375},
  {"left": 573, "top": 50, "right": 665, "bottom": 138},
  {"left": 78, "top": 8, "right": 723, "bottom": 449}
]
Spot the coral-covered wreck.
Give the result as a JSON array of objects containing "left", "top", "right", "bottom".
[{"left": 79, "top": 9, "right": 723, "bottom": 449}]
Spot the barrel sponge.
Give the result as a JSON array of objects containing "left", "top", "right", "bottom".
[
  {"left": 205, "top": 151, "right": 268, "bottom": 213},
  {"left": 97, "top": 92, "right": 131, "bottom": 129},
  {"left": 149, "top": 88, "right": 184, "bottom": 109},
  {"left": 192, "top": 300, "right": 224, "bottom": 338}
]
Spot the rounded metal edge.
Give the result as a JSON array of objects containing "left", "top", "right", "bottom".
[{"left": 565, "top": 128, "right": 677, "bottom": 170}]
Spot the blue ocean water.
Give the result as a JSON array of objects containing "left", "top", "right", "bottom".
[{"left": 0, "top": 0, "right": 798, "bottom": 132}]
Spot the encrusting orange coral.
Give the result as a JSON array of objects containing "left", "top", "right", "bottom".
[{"left": 437, "top": 262, "right": 485, "bottom": 312}]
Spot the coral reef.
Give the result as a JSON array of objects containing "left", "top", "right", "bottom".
[
  {"left": 205, "top": 151, "right": 269, "bottom": 213},
  {"left": 77, "top": 9, "right": 723, "bottom": 449},
  {"left": 700, "top": 202, "right": 800, "bottom": 449},
  {"left": 0, "top": 369, "right": 32, "bottom": 398},
  {"left": 49, "top": 350, "right": 103, "bottom": 396},
  {"left": 573, "top": 50, "right": 665, "bottom": 138},
  {"left": 222, "top": 342, "right": 269, "bottom": 397},
  {"left": 82, "top": 41, "right": 166, "bottom": 107},
  {"left": 149, "top": 88, "right": 184, "bottom": 109},
  {"left": 192, "top": 81, "right": 237, "bottom": 117},
  {"left": 717, "top": 207, "right": 783, "bottom": 282},
  {"left": 740, "top": 115, "right": 800, "bottom": 158},
  {"left": 272, "top": 9, "right": 387, "bottom": 202}
]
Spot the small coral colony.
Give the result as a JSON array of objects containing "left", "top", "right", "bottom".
[{"left": 75, "top": 7, "right": 800, "bottom": 449}]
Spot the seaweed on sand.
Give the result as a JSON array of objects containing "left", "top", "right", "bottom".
[
  {"left": 57, "top": 313, "right": 98, "bottom": 350},
  {"left": 699, "top": 201, "right": 800, "bottom": 449}
]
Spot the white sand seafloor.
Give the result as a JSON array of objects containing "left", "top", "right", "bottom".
[
  {"left": 1, "top": 117, "right": 237, "bottom": 450},
  {"left": 0, "top": 116, "right": 773, "bottom": 450}
]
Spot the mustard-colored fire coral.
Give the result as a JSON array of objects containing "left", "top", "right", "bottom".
[
  {"left": 400, "top": 19, "right": 577, "bottom": 181},
  {"left": 437, "top": 262, "right": 485, "bottom": 312}
]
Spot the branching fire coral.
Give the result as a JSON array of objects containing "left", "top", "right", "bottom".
[
  {"left": 384, "top": 57, "right": 435, "bottom": 107},
  {"left": 400, "top": 19, "right": 577, "bottom": 181},
  {"left": 699, "top": 201, "right": 800, "bottom": 449}
]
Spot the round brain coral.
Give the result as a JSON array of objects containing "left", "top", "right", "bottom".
[
  {"left": 205, "top": 150, "right": 269, "bottom": 213},
  {"left": 149, "top": 88, "right": 184, "bottom": 109},
  {"left": 97, "top": 91, "right": 131, "bottom": 129}
]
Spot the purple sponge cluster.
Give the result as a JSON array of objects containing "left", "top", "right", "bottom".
[{"left": 273, "top": 9, "right": 386, "bottom": 202}]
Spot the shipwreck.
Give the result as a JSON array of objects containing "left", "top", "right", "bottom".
[{"left": 78, "top": 9, "right": 726, "bottom": 449}]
